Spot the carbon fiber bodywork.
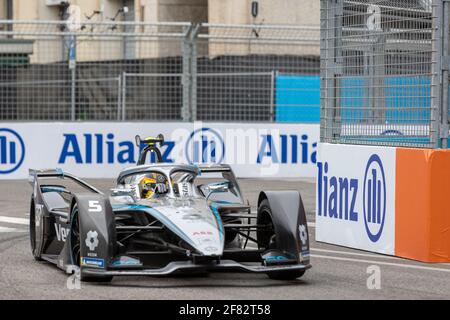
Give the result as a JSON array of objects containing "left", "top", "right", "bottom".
[{"left": 28, "top": 165, "right": 311, "bottom": 280}]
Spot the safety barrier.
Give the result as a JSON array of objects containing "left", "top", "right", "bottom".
[
  {"left": 316, "top": 143, "right": 450, "bottom": 262},
  {"left": 317, "top": 0, "right": 450, "bottom": 263},
  {"left": 0, "top": 122, "right": 319, "bottom": 179}
]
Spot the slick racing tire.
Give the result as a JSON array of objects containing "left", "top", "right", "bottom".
[
  {"left": 257, "top": 199, "right": 305, "bottom": 281},
  {"left": 70, "top": 203, "right": 113, "bottom": 283},
  {"left": 30, "top": 199, "right": 43, "bottom": 261}
]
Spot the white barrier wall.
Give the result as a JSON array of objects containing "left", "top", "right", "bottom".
[
  {"left": 0, "top": 122, "right": 319, "bottom": 179},
  {"left": 315, "top": 143, "right": 396, "bottom": 255}
]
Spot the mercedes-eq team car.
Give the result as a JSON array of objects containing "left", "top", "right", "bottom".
[{"left": 28, "top": 134, "right": 311, "bottom": 282}]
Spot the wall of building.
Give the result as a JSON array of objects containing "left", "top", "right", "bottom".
[
  {"left": 0, "top": 0, "right": 319, "bottom": 62},
  {"left": 208, "top": 0, "right": 319, "bottom": 26},
  {"left": 207, "top": 0, "right": 320, "bottom": 57}
]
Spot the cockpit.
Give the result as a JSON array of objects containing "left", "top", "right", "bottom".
[
  {"left": 116, "top": 166, "right": 200, "bottom": 201},
  {"left": 114, "top": 164, "right": 244, "bottom": 204}
]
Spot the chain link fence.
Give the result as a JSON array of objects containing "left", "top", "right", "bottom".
[
  {"left": 195, "top": 24, "right": 320, "bottom": 122},
  {"left": 321, "top": 0, "right": 450, "bottom": 148},
  {"left": 0, "top": 20, "right": 320, "bottom": 122}
]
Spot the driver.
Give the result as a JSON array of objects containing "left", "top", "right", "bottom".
[{"left": 138, "top": 173, "right": 168, "bottom": 199}]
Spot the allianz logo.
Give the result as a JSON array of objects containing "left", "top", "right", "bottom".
[
  {"left": 58, "top": 130, "right": 317, "bottom": 165},
  {"left": 317, "top": 154, "right": 387, "bottom": 243},
  {"left": 0, "top": 128, "right": 25, "bottom": 174}
]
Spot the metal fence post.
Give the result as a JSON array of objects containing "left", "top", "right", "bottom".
[
  {"left": 322, "top": 0, "right": 338, "bottom": 143},
  {"left": 270, "top": 70, "right": 277, "bottom": 122},
  {"left": 117, "top": 75, "right": 122, "bottom": 121},
  {"left": 320, "top": 0, "right": 327, "bottom": 142},
  {"left": 190, "top": 24, "right": 200, "bottom": 122},
  {"left": 432, "top": 0, "right": 443, "bottom": 148},
  {"left": 182, "top": 25, "right": 193, "bottom": 122},
  {"left": 441, "top": 0, "right": 450, "bottom": 148},
  {"left": 121, "top": 72, "right": 127, "bottom": 121},
  {"left": 69, "top": 35, "right": 77, "bottom": 121}
]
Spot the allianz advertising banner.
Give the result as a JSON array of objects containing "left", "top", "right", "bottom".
[
  {"left": 315, "top": 143, "right": 396, "bottom": 255},
  {"left": 0, "top": 122, "right": 319, "bottom": 179}
]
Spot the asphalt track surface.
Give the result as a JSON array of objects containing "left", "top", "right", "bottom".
[{"left": 1, "top": 179, "right": 450, "bottom": 300}]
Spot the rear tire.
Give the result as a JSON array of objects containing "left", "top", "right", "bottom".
[
  {"left": 29, "top": 199, "right": 43, "bottom": 261},
  {"left": 257, "top": 199, "right": 305, "bottom": 281},
  {"left": 70, "top": 204, "right": 113, "bottom": 283}
]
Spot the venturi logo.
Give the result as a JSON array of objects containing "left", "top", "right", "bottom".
[
  {"left": 185, "top": 128, "right": 225, "bottom": 164},
  {"left": 0, "top": 128, "right": 25, "bottom": 174},
  {"left": 363, "top": 154, "right": 386, "bottom": 243}
]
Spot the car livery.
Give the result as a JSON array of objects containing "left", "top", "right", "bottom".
[{"left": 28, "top": 134, "right": 311, "bottom": 282}]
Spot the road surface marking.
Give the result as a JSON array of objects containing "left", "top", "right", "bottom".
[
  {"left": 312, "top": 254, "right": 450, "bottom": 273},
  {"left": 0, "top": 216, "right": 29, "bottom": 225},
  {"left": 0, "top": 226, "right": 25, "bottom": 233},
  {"left": 311, "top": 247, "right": 403, "bottom": 261}
]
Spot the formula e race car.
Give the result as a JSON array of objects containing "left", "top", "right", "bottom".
[{"left": 28, "top": 134, "right": 311, "bottom": 282}]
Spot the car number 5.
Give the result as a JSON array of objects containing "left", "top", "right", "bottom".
[{"left": 88, "top": 200, "right": 102, "bottom": 212}]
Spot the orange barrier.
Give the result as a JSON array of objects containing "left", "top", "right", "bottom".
[{"left": 395, "top": 148, "right": 450, "bottom": 262}]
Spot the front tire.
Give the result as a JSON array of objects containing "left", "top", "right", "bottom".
[
  {"left": 257, "top": 199, "right": 305, "bottom": 281},
  {"left": 70, "top": 204, "right": 113, "bottom": 283},
  {"left": 29, "top": 199, "right": 43, "bottom": 261}
]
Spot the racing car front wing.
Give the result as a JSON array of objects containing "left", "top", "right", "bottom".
[{"left": 81, "top": 260, "right": 312, "bottom": 277}]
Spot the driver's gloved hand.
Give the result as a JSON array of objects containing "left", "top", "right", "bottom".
[{"left": 155, "top": 183, "right": 168, "bottom": 194}]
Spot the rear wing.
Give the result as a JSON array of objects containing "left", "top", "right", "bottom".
[
  {"left": 197, "top": 164, "right": 233, "bottom": 174},
  {"left": 29, "top": 169, "right": 103, "bottom": 195},
  {"left": 196, "top": 164, "right": 245, "bottom": 203}
]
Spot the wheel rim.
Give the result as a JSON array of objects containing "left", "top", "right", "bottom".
[
  {"left": 258, "top": 207, "right": 275, "bottom": 250},
  {"left": 70, "top": 208, "right": 81, "bottom": 266}
]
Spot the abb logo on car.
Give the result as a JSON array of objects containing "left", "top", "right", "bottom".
[{"left": 193, "top": 231, "right": 213, "bottom": 236}]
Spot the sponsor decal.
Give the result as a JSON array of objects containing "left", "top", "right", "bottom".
[
  {"left": 54, "top": 223, "right": 70, "bottom": 242},
  {"left": 0, "top": 123, "right": 320, "bottom": 179},
  {"left": 112, "top": 256, "right": 141, "bottom": 266},
  {"left": 317, "top": 161, "right": 359, "bottom": 222},
  {"left": 299, "top": 224, "right": 308, "bottom": 244},
  {"left": 56, "top": 128, "right": 317, "bottom": 167},
  {"left": 88, "top": 200, "right": 102, "bottom": 213},
  {"left": 58, "top": 133, "right": 174, "bottom": 164},
  {"left": 85, "top": 230, "right": 99, "bottom": 251},
  {"left": 265, "top": 255, "right": 289, "bottom": 262},
  {"left": 81, "top": 257, "right": 104, "bottom": 268},
  {"left": 317, "top": 153, "right": 387, "bottom": 242},
  {"left": 301, "top": 250, "right": 310, "bottom": 259},
  {"left": 204, "top": 246, "right": 219, "bottom": 253},
  {"left": 257, "top": 134, "right": 316, "bottom": 165},
  {"left": 363, "top": 155, "right": 386, "bottom": 243},
  {"left": 185, "top": 128, "right": 225, "bottom": 164},
  {"left": 0, "top": 128, "right": 25, "bottom": 174},
  {"left": 193, "top": 231, "right": 213, "bottom": 236}
]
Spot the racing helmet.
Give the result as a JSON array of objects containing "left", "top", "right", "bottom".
[
  {"left": 138, "top": 173, "right": 168, "bottom": 199},
  {"left": 139, "top": 174, "right": 158, "bottom": 199}
]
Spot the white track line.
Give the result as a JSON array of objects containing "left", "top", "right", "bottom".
[
  {"left": 311, "top": 247, "right": 403, "bottom": 261},
  {"left": 0, "top": 216, "right": 29, "bottom": 225},
  {"left": 312, "top": 254, "right": 450, "bottom": 273},
  {"left": 0, "top": 226, "right": 25, "bottom": 233}
]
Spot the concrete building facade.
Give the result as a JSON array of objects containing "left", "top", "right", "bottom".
[{"left": 0, "top": 0, "right": 319, "bottom": 27}]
